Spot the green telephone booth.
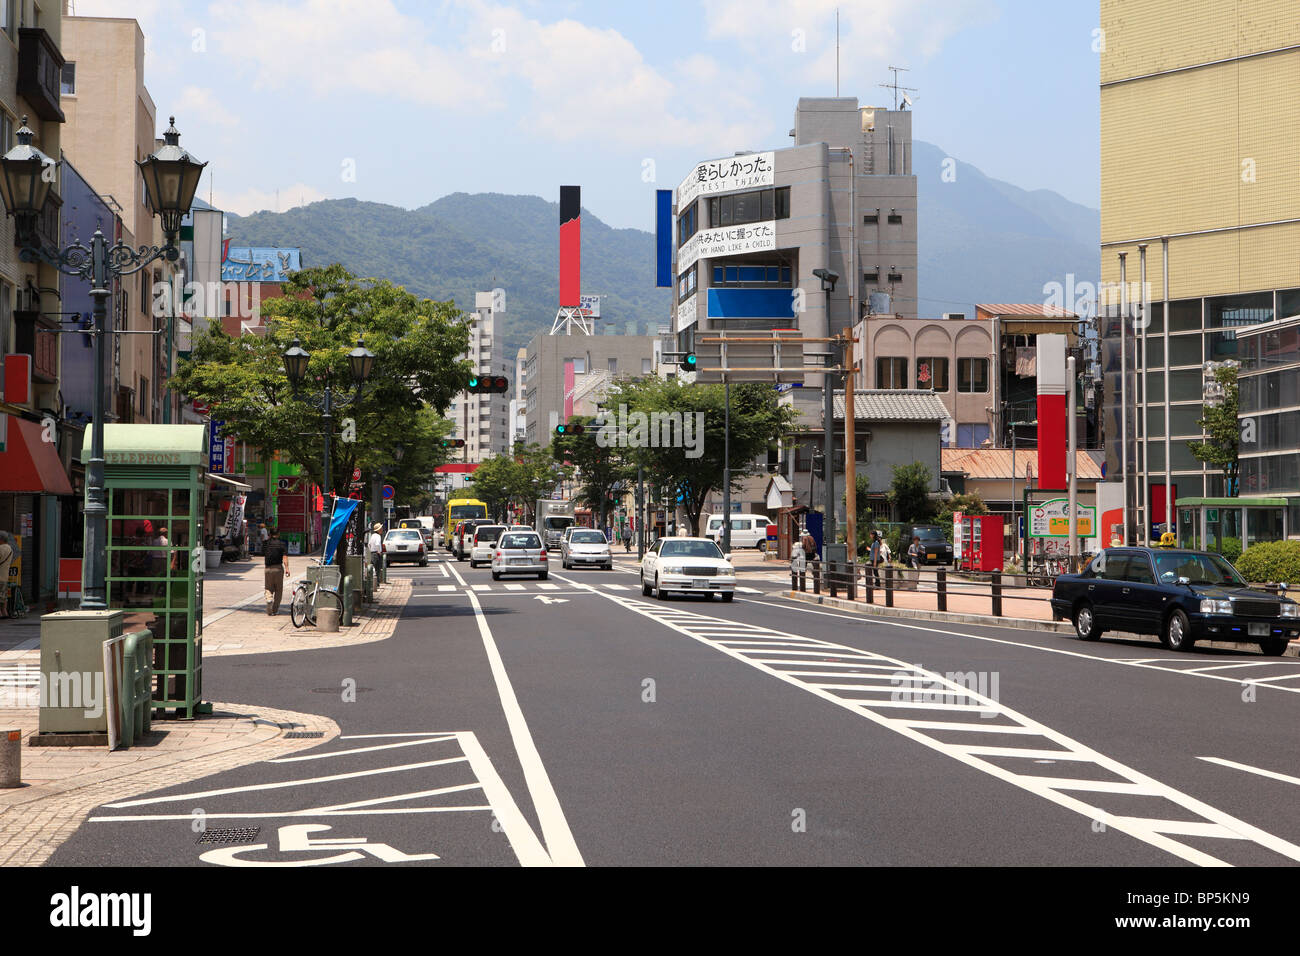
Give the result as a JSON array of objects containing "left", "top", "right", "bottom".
[{"left": 85, "top": 424, "right": 213, "bottom": 719}]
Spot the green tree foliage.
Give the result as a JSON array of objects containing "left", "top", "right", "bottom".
[
  {"left": 1188, "top": 364, "right": 1239, "bottom": 494},
  {"left": 888, "top": 462, "right": 937, "bottom": 525},
  {"left": 170, "top": 265, "right": 471, "bottom": 504},
  {"left": 937, "top": 492, "right": 990, "bottom": 542},
  {"left": 606, "top": 378, "right": 799, "bottom": 535},
  {"left": 1235, "top": 540, "right": 1300, "bottom": 585},
  {"left": 469, "top": 443, "right": 569, "bottom": 523},
  {"left": 551, "top": 415, "right": 632, "bottom": 528}
]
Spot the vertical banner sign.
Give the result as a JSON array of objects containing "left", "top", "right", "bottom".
[
  {"left": 953, "top": 512, "right": 964, "bottom": 563},
  {"left": 564, "top": 360, "right": 575, "bottom": 423},
  {"left": 209, "top": 420, "right": 226, "bottom": 474},
  {"left": 323, "top": 497, "right": 360, "bottom": 564},
  {"left": 559, "top": 185, "right": 581, "bottom": 307},
  {"left": 1036, "top": 333, "right": 1067, "bottom": 489},
  {"left": 655, "top": 189, "right": 673, "bottom": 288},
  {"left": 224, "top": 493, "right": 246, "bottom": 539}
]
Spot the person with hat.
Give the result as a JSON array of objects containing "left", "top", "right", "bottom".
[{"left": 366, "top": 521, "right": 384, "bottom": 582}]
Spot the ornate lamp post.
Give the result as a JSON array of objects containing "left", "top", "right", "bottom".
[
  {"left": 281, "top": 335, "right": 375, "bottom": 498},
  {"left": 0, "top": 117, "right": 205, "bottom": 610}
]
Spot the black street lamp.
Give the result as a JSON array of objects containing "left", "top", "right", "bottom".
[{"left": 0, "top": 116, "right": 205, "bottom": 611}]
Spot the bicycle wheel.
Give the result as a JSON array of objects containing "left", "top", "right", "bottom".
[{"left": 289, "top": 584, "right": 311, "bottom": 628}]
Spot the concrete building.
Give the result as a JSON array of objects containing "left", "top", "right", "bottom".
[
  {"left": 60, "top": 10, "right": 179, "bottom": 426},
  {"left": 508, "top": 346, "right": 526, "bottom": 447},
  {"left": 448, "top": 291, "right": 511, "bottom": 462},
  {"left": 1099, "top": 0, "right": 1300, "bottom": 537},
  {"left": 0, "top": 0, "right": 70, "bottom": 608},
  {"left": 522, "top": 331, "right": 659, "bottom": 448}
]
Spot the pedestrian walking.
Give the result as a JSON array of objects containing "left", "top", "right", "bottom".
[
  {"left": 257, "top": 522, "right": 270, "bottom": 556},
  {"left": 366, "top": 522, "right": 384, "bottom": 581},
  {"left": 868, "top": 531, "right": 883, "bottom": 587},
  {"left": 907, "top": 535, "right": 922, "bottom": 570},
  {"left": 263, "top": 527, "right": 290, "bottom": 615},
  {"left": 0, "top": 531, "right": 15, "bottom": 618}
]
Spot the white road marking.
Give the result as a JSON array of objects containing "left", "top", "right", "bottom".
[
  {"left": 438, "top": 585, "right": 456, "bottom": 592},
  {"left": 585, "top": 591, "right": 1300, "bottom": 867},
  {"left": 465, "top": 591, "right": 584, "bottom": 866},
  {"left": 505, "top": 584, "right": 525, "bottom": 591},
  {"left": 270, "top": 736, "right": 459, "bottom": 763},
  {"left": 744, "top": 596, "right": 1300, "bottom": 697},
  {"left": 472, "top": 584, "right": 492, "bottom": 592},
  {"left": 533, "top": 595, "right": 568, "bottom": 605},
  {"left": 536, "top": 583, "right": 559, "bottom": 590},
  {"left": 439, "top": 564, "right": 450, "bottom": 577},
  {"left": 445, "top": 562, "right": 468, "bottom": 587},
  {"left": 1198, "top": 756, "right": 1300, "bottom": 789}
]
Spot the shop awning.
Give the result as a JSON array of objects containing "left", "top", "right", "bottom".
[
  {"left": 0, "top": 414, "right": 74, "bottom": 495},
  {"left": 206, "top": 473, "right": 251, "bottom": 492}
]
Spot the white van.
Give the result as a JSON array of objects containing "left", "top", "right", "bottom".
[{"left": 703, "top": 514, "right": 772, "bottom": 551}]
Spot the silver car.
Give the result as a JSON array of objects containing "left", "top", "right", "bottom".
[
  {"left": 561, "top": 528, "right": 612, "bottom": 570},
  {"left": 469, "top": 525, "right": 506, "bottom": 568},
  {"left": 491, "top": 530, "right": 549, "bottom": 580}
]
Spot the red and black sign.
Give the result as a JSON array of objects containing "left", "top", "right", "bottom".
[{"left": 559, "top": 185, "right": 580, "bottom": 307}]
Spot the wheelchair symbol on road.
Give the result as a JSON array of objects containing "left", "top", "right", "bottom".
[{"left": 200, "top": 824, "right": 440, "bottom": 867}]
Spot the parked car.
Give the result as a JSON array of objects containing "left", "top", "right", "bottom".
[
  {"left": 383, "top": 528, "right": 428, "bottom": 567},
  {"left": 640, "top": 536, "right": 736, "bottom": 601},
  {"left": 703, "top": 513, "right": 772, "bottom": 550},
  {"left": 491, "top": 530, "right": 548, "bottom": 580},
  {"left": 561, "top": 528, "right": 612, "bottom": 570},
  {"left": 469, "top": 525, "right": 506, "bottom": 568},
  {"left": 908, "top": 525, "right": 954, "bottom": 566},
  {"left": 1051, "top": 547, "right": 1299, "bottom": 655}
]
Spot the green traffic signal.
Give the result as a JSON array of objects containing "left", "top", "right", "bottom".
[{"left": 679, "top": 352, "right": 697, "bottom": 372}]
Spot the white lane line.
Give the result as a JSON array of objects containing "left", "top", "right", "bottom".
[
  {"left": 744, "top": 596, "right": 1300, "bottom": 697},
  {"left": 307, "top": 782, "right": 483, "bottom": 813},
  {"left": 269, "top": 736, "right": 458, "bottom": 763},
  {"left": 102, "top": 757, "right": 471, "bottom": 808},
  {"left": 603, "top": 583, "right": 629, "bottom": 590},
  {"left": 466, "top": 591, "right": 584, "bottom": 866},
  {"left": 438, "top": 585, "right": 456, "bottom": 592},
  {"left": 1239, "top": 673, "right": 1300, "bottom": 684},
  {"left": 472, "top": 584, "right": 493, "bottom": 592},
  {"left": 458, "top": 730, "right": 554, "bottom": 867},
  {"left": 1198, "top": 756, "right": 1300, "bottom": 788},
  {"left": 589, "top": 593, "right": 1300, "bottom": 866},
  {"left": 340, "top": 732, "right": 468, "bottom": 739},
  {"left": 445, "top": 561, "right": 468, "bottom": 587},
  {"left": 439, "top": 563, "right": 450, "bottom": 577},
  {"left": 900, "top": 720, "right": 1040, "bottom": 734},
  {"left": 1185, "top": 662, "right": 1288, "bottom": 673}
]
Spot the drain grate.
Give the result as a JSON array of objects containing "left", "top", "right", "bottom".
[
  {"left": 284, "top": 731, "right": 325, "bottom": 739},
  {"left": 196, "top": 827, "right": 261, "bottom": 845}
]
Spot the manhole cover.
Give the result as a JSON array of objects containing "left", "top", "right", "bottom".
[
  {"left": 196, "top": 827, "right": 261, "bottom": 845},
  {"left": 310, "top": 687, "right": 372, "bottom": 694},
  {"left": 284, "top": 731, "right": 325, "bottom": 739}
]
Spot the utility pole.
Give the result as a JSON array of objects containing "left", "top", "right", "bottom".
[{"left": 722, "top": 379, "right": 731, "bottom": 553}]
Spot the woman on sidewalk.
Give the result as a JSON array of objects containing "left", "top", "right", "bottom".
[{"left": 0, "top": 531, "right": 14, "bottom": 618}]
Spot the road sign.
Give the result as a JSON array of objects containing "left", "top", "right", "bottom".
[
  {"left": 382, "top": 484, "right": 395, "bottom": 500},
  {"left": 352, "top": 467, "right": 362, "bottom": 482}
]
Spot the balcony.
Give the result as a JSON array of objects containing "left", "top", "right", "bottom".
[
  {"left": 13, "top": 309, "right": 59, "bottom": 383},
  {"left": 17, "top": 28, "right": 66, "bottom": 123}
]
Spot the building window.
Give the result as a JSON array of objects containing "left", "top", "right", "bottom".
[
  {"left": 710, "top": 262, "right": 792, "bottom": 287},
  {"left": 863, "top": 213, "right": 878, "bottom": 224},
  {"left": 0, "top": 113, "right": 12, "bottom": 154},
  {"left": 956, "top": 424, "right": 991, "bottom": 448},
  {"left": 642, "top": 358, "right": 652, "bottom": 374},
  {"left": 876, "top": 357, "right": 908, "bottom": 389},
  {"left": 1207, "top": 292, "right": 1272, "bottom": 328},
  {"left": 863, "top": 271, "right": 879, "bottom": 283},
  {"left": 957, "top": 357, "right": 988, "bottom": 392},
  {"left": 677, "top": 264, "right": 696, "bottom": 303},
  {"left": 607, "top": 358, "right": 617, "bottom": 374},
  {"left": 677, "top": 201, "right": 698, "bottom": 247},
  {"left": 888, "top": 212, "right": 903, "bottom": 224},
  {"left": 566, "top": 357, "right": 586, "bottom": 374},
  {"left": 60, "top": 62, "right": 75, "bottom": 95},
  {"left": 917, "top": 357, "right": 948, "bottom": 391},
  {"left": 707, "top": 187, "right": 791, "bottom": 227},
  {"left": 887, "top": 271, "right": 903, "bottom": 282}
]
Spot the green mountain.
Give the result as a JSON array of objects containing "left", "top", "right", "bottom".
[{"left": 225, "top": 143, "right": 1099, "bottom": 352}]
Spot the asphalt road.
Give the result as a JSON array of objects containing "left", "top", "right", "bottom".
[{"left": 48, "top": 548, "right": 1300, "bottom": 867}]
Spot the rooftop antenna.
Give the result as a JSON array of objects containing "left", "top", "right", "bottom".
[{"left": 879, "top": 65, "right": 917, "bottom": 110}]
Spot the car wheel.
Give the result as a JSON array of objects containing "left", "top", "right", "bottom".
[
  {"left": 539, "top": 571, "right": 548, "bottom": 580},
  {"left": 1073, "top": 602, "right": 1101, "bottom": 641},
  {"left": 1164, "top": 608, "right": 1196, "bottom": 652},
  {"left": 655, "top": 574, "right": 669, "bottom": 601},
  {"left": 1259, "top": 638, "right": 1288, "bottom": 656},
  {"left": 641, "top": 573, "right": 651, "bottom": 596},
  {"left": 491, "top": 571, "right": 500, "bottom": 581},
  {"left": 721, "top": 592, "right": 734, "bottom": 603},
  {"left": 420, "top": 559, "right": 428, "bottom": 567},
  {"left": 758, "top": 541, "right": 768, "bottom": 553}
]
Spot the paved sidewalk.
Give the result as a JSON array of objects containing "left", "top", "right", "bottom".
[{"left": 0, "top": 703, "right": 340, "bottom": 866}]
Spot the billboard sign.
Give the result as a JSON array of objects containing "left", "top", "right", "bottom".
[
  {"left": 679, "top": 221, "right": 777, "bottom": 273},
  {"left": 677, "top": 151, "right": 775, "bottom": 210},
  {"left": 209, "top": 420, "right": 225, "bottom": 473},
  {"left": 221, "top": 247, "right": 301, "bottom": 283},
  {"left": 1029, "top": 498, "right": 1096, "bottom": 538},
  {"left": 577, "top": 295, "right": 600, "bottom": 318}
]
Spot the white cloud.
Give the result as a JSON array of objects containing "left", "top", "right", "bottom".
[
  {"left": 214, "top": 182, "right": 327, "bottom": 216},
  {"left": 173, "top": 86, "right": 240, "bottom": 127}
]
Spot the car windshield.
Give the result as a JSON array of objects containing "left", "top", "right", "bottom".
[
  {"left": 500, "top": 533, "right": 540, "bottom": 549},
  {"left": 475, "top": 527, "right": 504, "bottom": 543},
  {"left": 387, "top": 530, "right": 421, "bottom": 541},
  {"left": 660, "top": 540, "right": 724, "bottom": 559},
  {"left": 1152, "top": 551, "right": 1246, "bottom": 586},
  {"left": 914, "top": 528, "right": 945, "bottom": 540},
  {"left": 544, "top": 517, "right": 574, "bottom": 530},
  {"left": 571, "top": 531, "right": 606, "bottom": 544}
]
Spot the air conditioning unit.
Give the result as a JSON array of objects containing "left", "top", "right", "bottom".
[{"left": 942, "top": 312, "right": 966, "bottom": 321}]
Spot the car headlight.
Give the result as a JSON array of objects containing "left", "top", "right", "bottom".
[
  {"left": 1199, "top": 599, "right": 1232, "bottom": 615},
  {"left": 661, "top": 564, "right": 684, "bottom": 575},
  {"left": 718, "top": 567, "right": 735, "bottom": 577},
  {"left": 1281, "top": 602, "right": 1299, "bottom": 618}
]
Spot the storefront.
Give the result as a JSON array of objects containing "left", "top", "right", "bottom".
[{"left": 0, "top": 412, "right": 75, "bottom": 609}]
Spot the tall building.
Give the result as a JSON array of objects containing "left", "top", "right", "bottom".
[
  {"left": 1099, "top": 0, "right": 1300, "bottom": 540},
  {"left": 508, "top": 346, "right": 526, "bottom": 447},
  {"left": 448, "top": 291, "right": 510, "bottom": 462}
]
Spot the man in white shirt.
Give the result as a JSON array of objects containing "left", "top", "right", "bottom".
[{"left": 366, "top": 522, "right": 384, "bottom": 582}]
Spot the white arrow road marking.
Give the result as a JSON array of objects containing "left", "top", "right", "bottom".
[
  {"left": 466, "top": 592, "right": 584, "bottom": 866},
  {"left": 583, "top": 592, "right": 1300, "bottom": 867},
  {"left": 1198, "top": 756, "right": 1300, "bottom": 788},
  {"left": 533, "top": 595, "right": 569, "bottom": 605}
]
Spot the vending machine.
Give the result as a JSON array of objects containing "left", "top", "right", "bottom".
[{"left": 957, "top": 514, "right": 1004, "bottom": 572}]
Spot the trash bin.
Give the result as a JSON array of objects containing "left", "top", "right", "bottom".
[
  {"left": 0, "top": 729, "right": 19, "bottom": 788},
  {"left": 205, "top": 549, "right": 222, "bottom": 570}
]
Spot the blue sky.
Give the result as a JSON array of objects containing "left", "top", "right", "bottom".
[{"left": 79, "top": 0, "right": 1100, "bottom": 229}]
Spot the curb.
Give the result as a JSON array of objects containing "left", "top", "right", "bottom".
[{"left": 779, "top": 590, "right": 1300, "bottom": 656}]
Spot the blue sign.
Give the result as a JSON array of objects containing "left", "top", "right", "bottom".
[
  {"left": 221, "top": 246, "right": 301, "bottom": 283},
  {"left": 209, "top": 420, "right": 225, "bottom": 473},
  {"left": 323, "top": 498, "right": 361, "bottom": 564},
  {"left": 655, "top": 190, "right": 673, "bottom": 288},
  {"left": 382, "top": 484, "right": 395, "bottom": 500}
]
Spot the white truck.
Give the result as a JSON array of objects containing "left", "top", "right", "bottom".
[{"left": 536, "top": 499, "right": 576, "bottom": 550}]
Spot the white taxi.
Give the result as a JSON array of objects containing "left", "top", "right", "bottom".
[{"left": 639, "top": 536, "right": 735, "bottom": 602}]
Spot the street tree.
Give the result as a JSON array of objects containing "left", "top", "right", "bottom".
[
  {"left": 608, "top": 378, "right": 798, "bottom": 535},
  {"left": 889, "top": 462, "right": 937, "bottom": 525},
  {"left": 171, "top": 265, "right": 472, "bottom": 502},
  {"left": 1188, "top": 363, "right": 1240, "bottom": 495},
  {"left": 552, "top": 414, "right": 633, "bottom": 528}
]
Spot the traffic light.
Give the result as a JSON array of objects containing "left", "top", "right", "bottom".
[
  {"left": 812, "top": 450, "right": 826, "bottom": 480},
  {"left": 554, "top": 422, "right": 585, "bottom": 437},
  {"left": 440, "top": 438, "right": 465, "bottom": 448},
  {"left": 679, "top": 351, "right": 697, "bottom": 373},
  {"left": 468, "top": 375, "right": 509, "bottom": 394}
]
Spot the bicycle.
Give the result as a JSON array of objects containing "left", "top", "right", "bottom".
[
  {"left": 289, "top": 560, "right": 342, "bottom": 628},
  {"left": 3, "top": 582, "right": 27, "bottom": 619}
]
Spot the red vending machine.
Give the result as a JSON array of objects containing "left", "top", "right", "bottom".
[{"left": 957, "top": 514, "right": 1004, "bottom": 572}]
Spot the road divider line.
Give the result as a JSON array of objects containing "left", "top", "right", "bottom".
[
  {"left": 1198, "top": 756, "right": 1300, "bottom": 788},
  {"left": 269, "top": 735, "right": 459, "bottom": 763},
  {"left": 466, "top": 591, "right": 585, "bottom": 867}
]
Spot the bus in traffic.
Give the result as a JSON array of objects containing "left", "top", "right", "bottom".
[{"left": 443, "top": 498, "right": 489, "bottom": 549}]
